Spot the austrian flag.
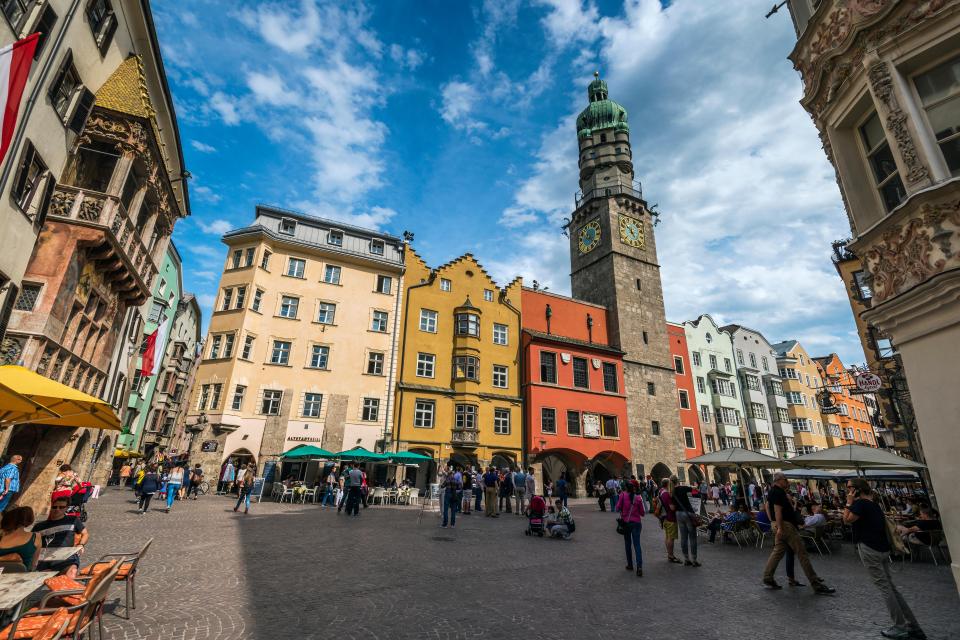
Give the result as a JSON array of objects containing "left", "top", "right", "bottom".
[
  {"left": 140, "top": 316, "right": 170, "bottom": 378},
  {"left": 0, "top": 33, "right": 38, "bottom": 164}
]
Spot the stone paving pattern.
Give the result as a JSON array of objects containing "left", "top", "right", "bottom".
[{"left": 78, "top": 490, "right": 959, "bottom": 640}]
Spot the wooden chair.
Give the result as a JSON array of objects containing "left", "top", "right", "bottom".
[
  {"left": 77, "top": 538, "right": 153, "bottom": 619},
  {"left": 2, "top": 563, "right": 120, "bottom": 639}
]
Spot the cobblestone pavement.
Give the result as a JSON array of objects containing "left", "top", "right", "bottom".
[{"left": 78, "top": 489, "right": 958, "bottom": 640}]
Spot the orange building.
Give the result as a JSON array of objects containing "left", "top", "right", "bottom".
[
  {"left": 667, "top": 323, "right": 704, "bottom": 472},
  {"left": 521, "top": 288, "right": 631, "bottom": 496},
  {"left": 814, "top": 354, "right": 877, "bottom": 448}
]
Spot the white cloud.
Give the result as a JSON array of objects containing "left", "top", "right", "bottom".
[
  {"left": 190, "top": 140, "right": 217, "bottom": 153},
  {"left": 196, "top": 293, "right": 216, "bottom": 311},
  {"left": 246, "top": 71, "right": 299, "bottom": 106},
  {"left": 537, "top": 0, "right": 600, "bottom": 47},
  {"left": 192, "top": 185, "right": 222, "bottom": 204},
  {"left": 439, "top": 81, "right": 486, "bottom": 134},
  {"left": 389, "top": 44, "right": 425, "bottom": 70},
  {"left": 197, "top": 219, "right": 233, "bottom": 235},
  {"left": 209, "top": 91, "right": 240, "bottom": 125}
]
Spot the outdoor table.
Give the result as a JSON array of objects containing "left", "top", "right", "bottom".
[
  {"left": 0, "top": 570, "right": 57, "bottom": 625},
  {"left": 38, "top": 547, "right": 81, "bottom": 563}
]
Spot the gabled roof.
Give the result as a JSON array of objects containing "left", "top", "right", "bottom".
[
  {"left": 96, "top": 56, "right": 156, "bottom": 120},
  {"left": 771, "top": 340, "right": 799, "bottom": 356}
]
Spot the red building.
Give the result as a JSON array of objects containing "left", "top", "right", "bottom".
[
  {"left": 667, "top": 322, "right": 705, "bottom": 475},
  {"left": 521, "top": 288, "right": 631, "bottom": 496}
]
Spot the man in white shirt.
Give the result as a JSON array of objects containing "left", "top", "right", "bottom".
[
  {"left": 513, "top": 468, "right": 527, "bottom": 515},
  {"left": 524, "top": 467, "right": 536, "bottom": 501},
  {"left": 803, "top": 503, "right": 827, "bottom": 529},
  {"left": 605, "top": 478, "right": 619, "bottom": 512}
]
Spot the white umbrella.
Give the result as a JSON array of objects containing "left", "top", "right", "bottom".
[
  {"left": 788, "top": 444, "right": 926, "bottom": 473},
  {"left": 682, "top": 448, "right": 786, "bottom": 506}
]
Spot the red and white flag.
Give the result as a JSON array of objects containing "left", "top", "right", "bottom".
[
  {"left": 0, "top": 33, "right": 39, "bottom": 165},
  {"left": 140, "top": 316, "right": 170, "bottom": 378}
]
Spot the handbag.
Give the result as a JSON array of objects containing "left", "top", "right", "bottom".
[{"left": 616, "top": 495, "right": 638, "bottom": 535}]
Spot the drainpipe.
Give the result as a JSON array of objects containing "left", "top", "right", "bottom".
[
  {"left": 392, "top": 268, "right": 436, "bottom": 454},
  {"left": 501, "top": 291, "right": 523, "bottom": 469}
]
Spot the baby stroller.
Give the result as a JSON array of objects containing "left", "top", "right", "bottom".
[
  {"left": 525, "top": 494, "right": 546, "bottom": 537},
  {"left": 66, "top": 482, "right": 92, "bottom": 522}
]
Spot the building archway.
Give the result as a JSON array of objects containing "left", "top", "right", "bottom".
[
  {"left": 651, "top": 462, "right": 672, "bottom": 483},
  {"left": 534, "top": 449, "right": 586, "bottom": 498},
  {"left": 225, "top": 448, "right": 255, "bottom": 472},
  {"left": 448, "top": 452, "right": 476, "bottom": 471},
  {"left": 490, "top": 452, "right": 516, "bottom": 471},
  {"left": 688, "top": 465, "right": 704, "bottom": 484}
]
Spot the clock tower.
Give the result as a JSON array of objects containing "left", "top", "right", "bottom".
[{"left": 566, "top": 73, "right": 684, "bottom": 481}]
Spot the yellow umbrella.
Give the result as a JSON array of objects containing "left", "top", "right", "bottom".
[
  {"left": 0, "top": 380, "right": 61, "bottom": 425},
  {"left": 0, "top": 365, "right": 121, "bottom": 430}
]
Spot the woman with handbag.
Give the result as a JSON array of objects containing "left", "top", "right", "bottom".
[{"left": 616, "top": 480, "right": 646, "bottom": 577}]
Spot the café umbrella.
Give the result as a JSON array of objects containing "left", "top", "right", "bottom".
[
  {"left": 682, "top": 448, "right": 787, "bottom": 505},
  {"left": 787, "top": 444, "right": 927, "bottom": 474},
  {"left": 0, "top": 365, "right": 120, "bottom": 430},
  {"left": 332, "top": 447, "right": 388, "bottom": 462},
  {"left": 280, "top": 445, "right": 334, "bottom": 459},
  {"left": 0, "top": 379, "right": 60, "bottom": 426},
  {"left": 384, "top": 451, "right": 432, "bottom": 464}
]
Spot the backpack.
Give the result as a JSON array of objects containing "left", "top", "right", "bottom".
[{"left": 652, "top": 495, "right": 663, "bottom": 520}]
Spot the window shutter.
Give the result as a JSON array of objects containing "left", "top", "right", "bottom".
[
  {"left": 48, "top": 50, "right": 73, "bottom": 104},
  {"left": 11, "top": 143, "right": 34, "bottom": 204},
  {"left": 97, "top": 14, "right": 117, "bottom": 55},
  {"left": 33, "top": 171, "right": 55, "bottom": 229},
  {"left": 298, "top": 392, "right": 305, "bottom": 417},
  {"left": 0, "top": 283, "right": 19, "bottom": 342},
  {"left": 67, "top": 88, "right": 95, "bottom": 134},
  {"left": 255, "top": 389, "right": 265, "bottom": 414}
]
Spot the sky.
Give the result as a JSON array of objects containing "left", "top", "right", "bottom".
[{"left": 153, "top": 0, "right": 864, "bottom": 365}]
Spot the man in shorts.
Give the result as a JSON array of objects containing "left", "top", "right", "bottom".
[{"left": 659, "top": 479, "right": 681, "bottom": 563}]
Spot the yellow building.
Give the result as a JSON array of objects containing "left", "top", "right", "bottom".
[
  {"left": 393, "top": 251, "right": 522, "bottom": 484},
  {"left": 772, "top": 340, "right": 829, "bottom": 454},
  {"left": 186, "top": 206, "right": 404, "bottom": 479}
]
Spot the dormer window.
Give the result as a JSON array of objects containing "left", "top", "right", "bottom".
[
  {"left": 279, "top": 218, "right": 296, "bottom": 235},
  {"left": 370, "top": 239, "right": 385, "bottom": 255},
  {"left": 328, "top": 229, "right": 343, "bottom": 247}
]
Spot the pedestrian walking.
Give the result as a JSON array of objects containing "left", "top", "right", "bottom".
[
  {"left": 498, "top": 468, "right": 514, "bottom": 514},
  {"left": 0, "top": 455, "right": 22, "bottom": 512},
  {"left": 762, "top": 472, "right": 835, "bottom": 594},
  {"left": 596, "top": 481, "right": 608, "bottom": 511},
  {"left": 473, "top": 467, "right": 484, "bottom": 512},
  {"left": 672, "top": 476, "right": 701, "bottom": 567},
  {"left": 345, "top": 463, "right": 363, "bottom": 516},
  {"left": 524, "top": 467, "right": 536, "bottom": 503},
  {"left": 137, "top": 464, "right": 160, "bottom": 514},
  {"left": 605, "top": 477, "right": 619, "bottom": 512},
  {"left": 337, "top": 468, "right": 348, "bottom": 513},
  {"left": 461, "top": 468, "right": 473, "bottom": 515},
  {"left": 843, "top": 478, "right": 925, "bottom": 639},
  {"left": 119, "top": 462, "right": 132, "bottom": 487},
  {"left": 188, "top": 464, "right": 204, "bottom": 499},
  {"left": 658, "top": 478, "right": 681, "bottom": 563},
  {"left": 441, "top": 465, "right": 462, "bottom": 528},
  {"left": 321, "top": 467, "right": 337, "bottom": 509},
  {"left": 233, "top": 464, "right": 255, "bottom": 514},
  {"left": 220, "top": 460, "right": 236, "bottom": 495},
  {"left": 165, "top": 464, "right": 185, "bottom": 512},
  {"left": 482, "top": 466, "right": 499, "bottom": 517},
  {"left": 513, "top": 467, "right": 527, "bottom": 515},
  {"left": 616, "top": 480, "right": 645, "bottom": 577}
]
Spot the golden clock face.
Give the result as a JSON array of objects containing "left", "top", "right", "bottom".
[
  {"left": 578, "top": 220, "right": 602, "bottom": 254},
  {"left": 618, "top": 214, "right": 645, "bottom": 248}
]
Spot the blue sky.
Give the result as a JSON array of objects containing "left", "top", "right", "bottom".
[{"left": 154, "top": 0, "right": 862, "bottom": 364}]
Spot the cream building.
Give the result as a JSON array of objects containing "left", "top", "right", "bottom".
[
  {"left": 772, "top": 341, "right": 829, "bottom": 454},
  {"left": 186, "top": 206, "right": 404, "bottom": 482},
  {"left": 786, "top": 0, "right": 959, "bottom": 587}
]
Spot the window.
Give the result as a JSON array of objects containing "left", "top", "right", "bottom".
[
  {"left": 736, "top": 349, "right": 744, "bottom": 366},
  {"left": 49, "top": 54, "right": 80, "bottom": 122},
  {"left": 209, "top": 383, "right": 222, "bottom": 410},
  {"left": 483, "top": 289, "right": 493, "bottom": 302},
  {"left": 13, "top": 284, "right": 40, "bottom": 311},
  {"left": 786, "top": 391, "right": 803, "bottom": 405},
  {"left": 678, "top": 389, "right": 690, "bottom": 409},
  {"left": 279, "top": 296, "right": 299, "bottom": 319},
  {"left": 1, "top": 0, "right": 33, "bottom": 32},
  {"left": 234, "top": 286, "right": 246, "bottom": 309},
  {"left": 241, "top": 335, "right": 255, "bottom": 360},
  {"left": 696, "top": 376, "right": 706, "bottom": 394},
  {"left": 371, "top": 310, "right": 388, "bottom": 332},
  {"left": 11, "top": 141, "right": 52, "bottom": 223},
  {"left": 684, "top": 428, "right": 696, "bottom": 449},
  {"left": 914, "top": 56, "right": 960, "bottom": 176},
  {"left": 715, "top": 407, "right": 739, "bottom": 425},
  {"left": 651, "top": 420, "right": 660, "bottom": 436},
  {"left": 602, "top": 362, "right": 618, "bottom": 393},
  {"left": 323, "top": 265, "right": 341, "bottom": 284},
  {"left": 370, "top": 239, "right": 385, "bottom": 255},
  {"left": 455, "top": 313, "right": 479, "bottom": 336},
  {"left": 270, "top": 340, "right": 291, "bottom": 365},
  {"left": 541, "top": 408, "right": 556, "bottom": 434},
  {"left": 455, "top": 404, "right": 477, "bottom": 429},
  {"left": 416, "top": 353, "right": 435, "bottom": 378},
  {"left": 367, "top": 352, "right": 384, "bottom": 375},
  {"left": 222, "top": 334, "right": 235, "bottom": 358},
  {"left": 646, "top": 381, "right": 656, "bottom": 396},
  {"left": 317, "top": 302, "right": 336, "bottom": 324},
  {"left": 414, "top": 400, "right": 435, "bottom": 428},
  {"left": 492, "top": 323, "right": 508, "bottom": 345},
  {"left": 770, "top": 380, "right": 784, "bottom": 395},
  {"left": 745, "top": 375, "right": 761, "bottom": 391},
  {"left": 777, "top": 407, "right": 789, "bottom": 423},
  {"left": 751, "top": 433, "right": 771, "bottom": 450},
  {"left": 279, "top": 218, "right": 296, "bottom": 235},
  {"left": 303, "top": 393, "right": 322, "bottom": 418},
  {"left": 724, "top": 357, "right": 732, "bottom": 372},
  {"left": 566, "top": 410, "right": 580, "bottom": 436},
  {"left": 642, "top": 331, "right": 648, "bottom": 344},
  {"left": 709, "top": 354, "right": 717, "bottom": 369},
  {"left": 540, "top": 351, "right": 557, "bottom": 383},
  {"left": 220, "top": 289, "right": 232, "bottom": 312},
  {"left": 287, "top": 258, "right": 305, "bottom": 278},
  {"left": 209, "top": 335, "right": 222, "bottom": 359},
  {"left": 362, "top": 398, "right": 380, "bottom": 421},
  {"left": 252, "top": 289, "right": 263, "bottom": 312},
  {"left": 492, "top": 365, "right": 508, "bottom": 388},
  {"left": 691, "top": 351, "right": 701, "bottom": 367},
  {"left": 761, "top": 356, "right": 769, "bottom": 372},
  {"left": 494, "top": 408, "right": 510, "bottom": 434},
  {"left": 328, "top": 230, "right": 343, "bottom": 246},
  {"left": 860, "top": 111, "right": 906, "bottom": 211},
  {"left": 705, "top": 435, "right": 716, "bottom": 452},
  {"left": 711, "top": 378, "right": 735, "bottom": 397},
  {"left": 231, "top": 250, "right": 242, "bottom": 269},
  {"left": 749, "top": 353, "right": 757, "bottom": 368},
  {"left": 231, "top": 385, "right": 246, "bottom": 411},
  {"left": 792, "top": 418, "right": 812, "bottom": 432},
  {"left": 261, "top": 251, "right": 271, "bottom": 270},
  {"left": 261, "top": 389, "right": 282, "bottom": 415},
  {"left": 673, "top": 356, "right": 684, "bottom": 375},
  {"left": 453, "top": 355, "right": 479, "bottom": 380},
  {"left": 131, "top": 370, "right": 144, "bottom": 394},
  {"left": 750, "top": 402, "right": 766, "bottom": 420},
  {"left": 440, "top": 278, "right": 451, "bottom": 292},
  {"left": 376, "top": 275, "right": 392, "bottom": 294},
  {"left": 244, "top": 247, "right": 255, "bottom": 267},
  {"left": 700, "top": 405, "right": 711, "bottom": 423},
  {"left": 573, "top": 358, "right": 590, "bottom": 389},
  {"left": 310, "top": 345, "right": 329, "bottom": 369},
  {"left": 419, "top": 309, "right": 437, "bottom": 332}
]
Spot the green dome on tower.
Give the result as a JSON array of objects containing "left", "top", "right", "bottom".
[{"left": 576, "top": 72, "right": 629, "bottom": 139}]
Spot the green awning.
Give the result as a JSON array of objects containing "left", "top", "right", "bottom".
[
  {"left": 385, "top": 451, "right": 433, "bottom": 463},
  {"left": 281, "top": 445, "right": 335, "bottom": 459},
  {"left": 332, "top": 447, "right": 388, "bottom": 462}
]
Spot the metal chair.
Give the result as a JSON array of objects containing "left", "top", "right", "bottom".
[
  {"left": 78, "top": 537, "right": 153, "bottom": 619},
  {"left": 908, "top": 530, "right": 948, "bottom": 566},
  {"left": 752, "top": 521, "right": 773, "bottom": 549}
]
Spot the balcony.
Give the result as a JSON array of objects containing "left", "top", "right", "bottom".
[
  {"left": 48, "top": 185, "right": 157, "bottom": 303},
  {"left": 575, "top": 180, "right": 643, "bottom": 209},
  {"left": 450, "top": 428, "right": 479, "bottom": 448}
]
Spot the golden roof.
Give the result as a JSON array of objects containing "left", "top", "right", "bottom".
[{"left": 95, "top": 55, "right": 156, "bottom": 119}]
